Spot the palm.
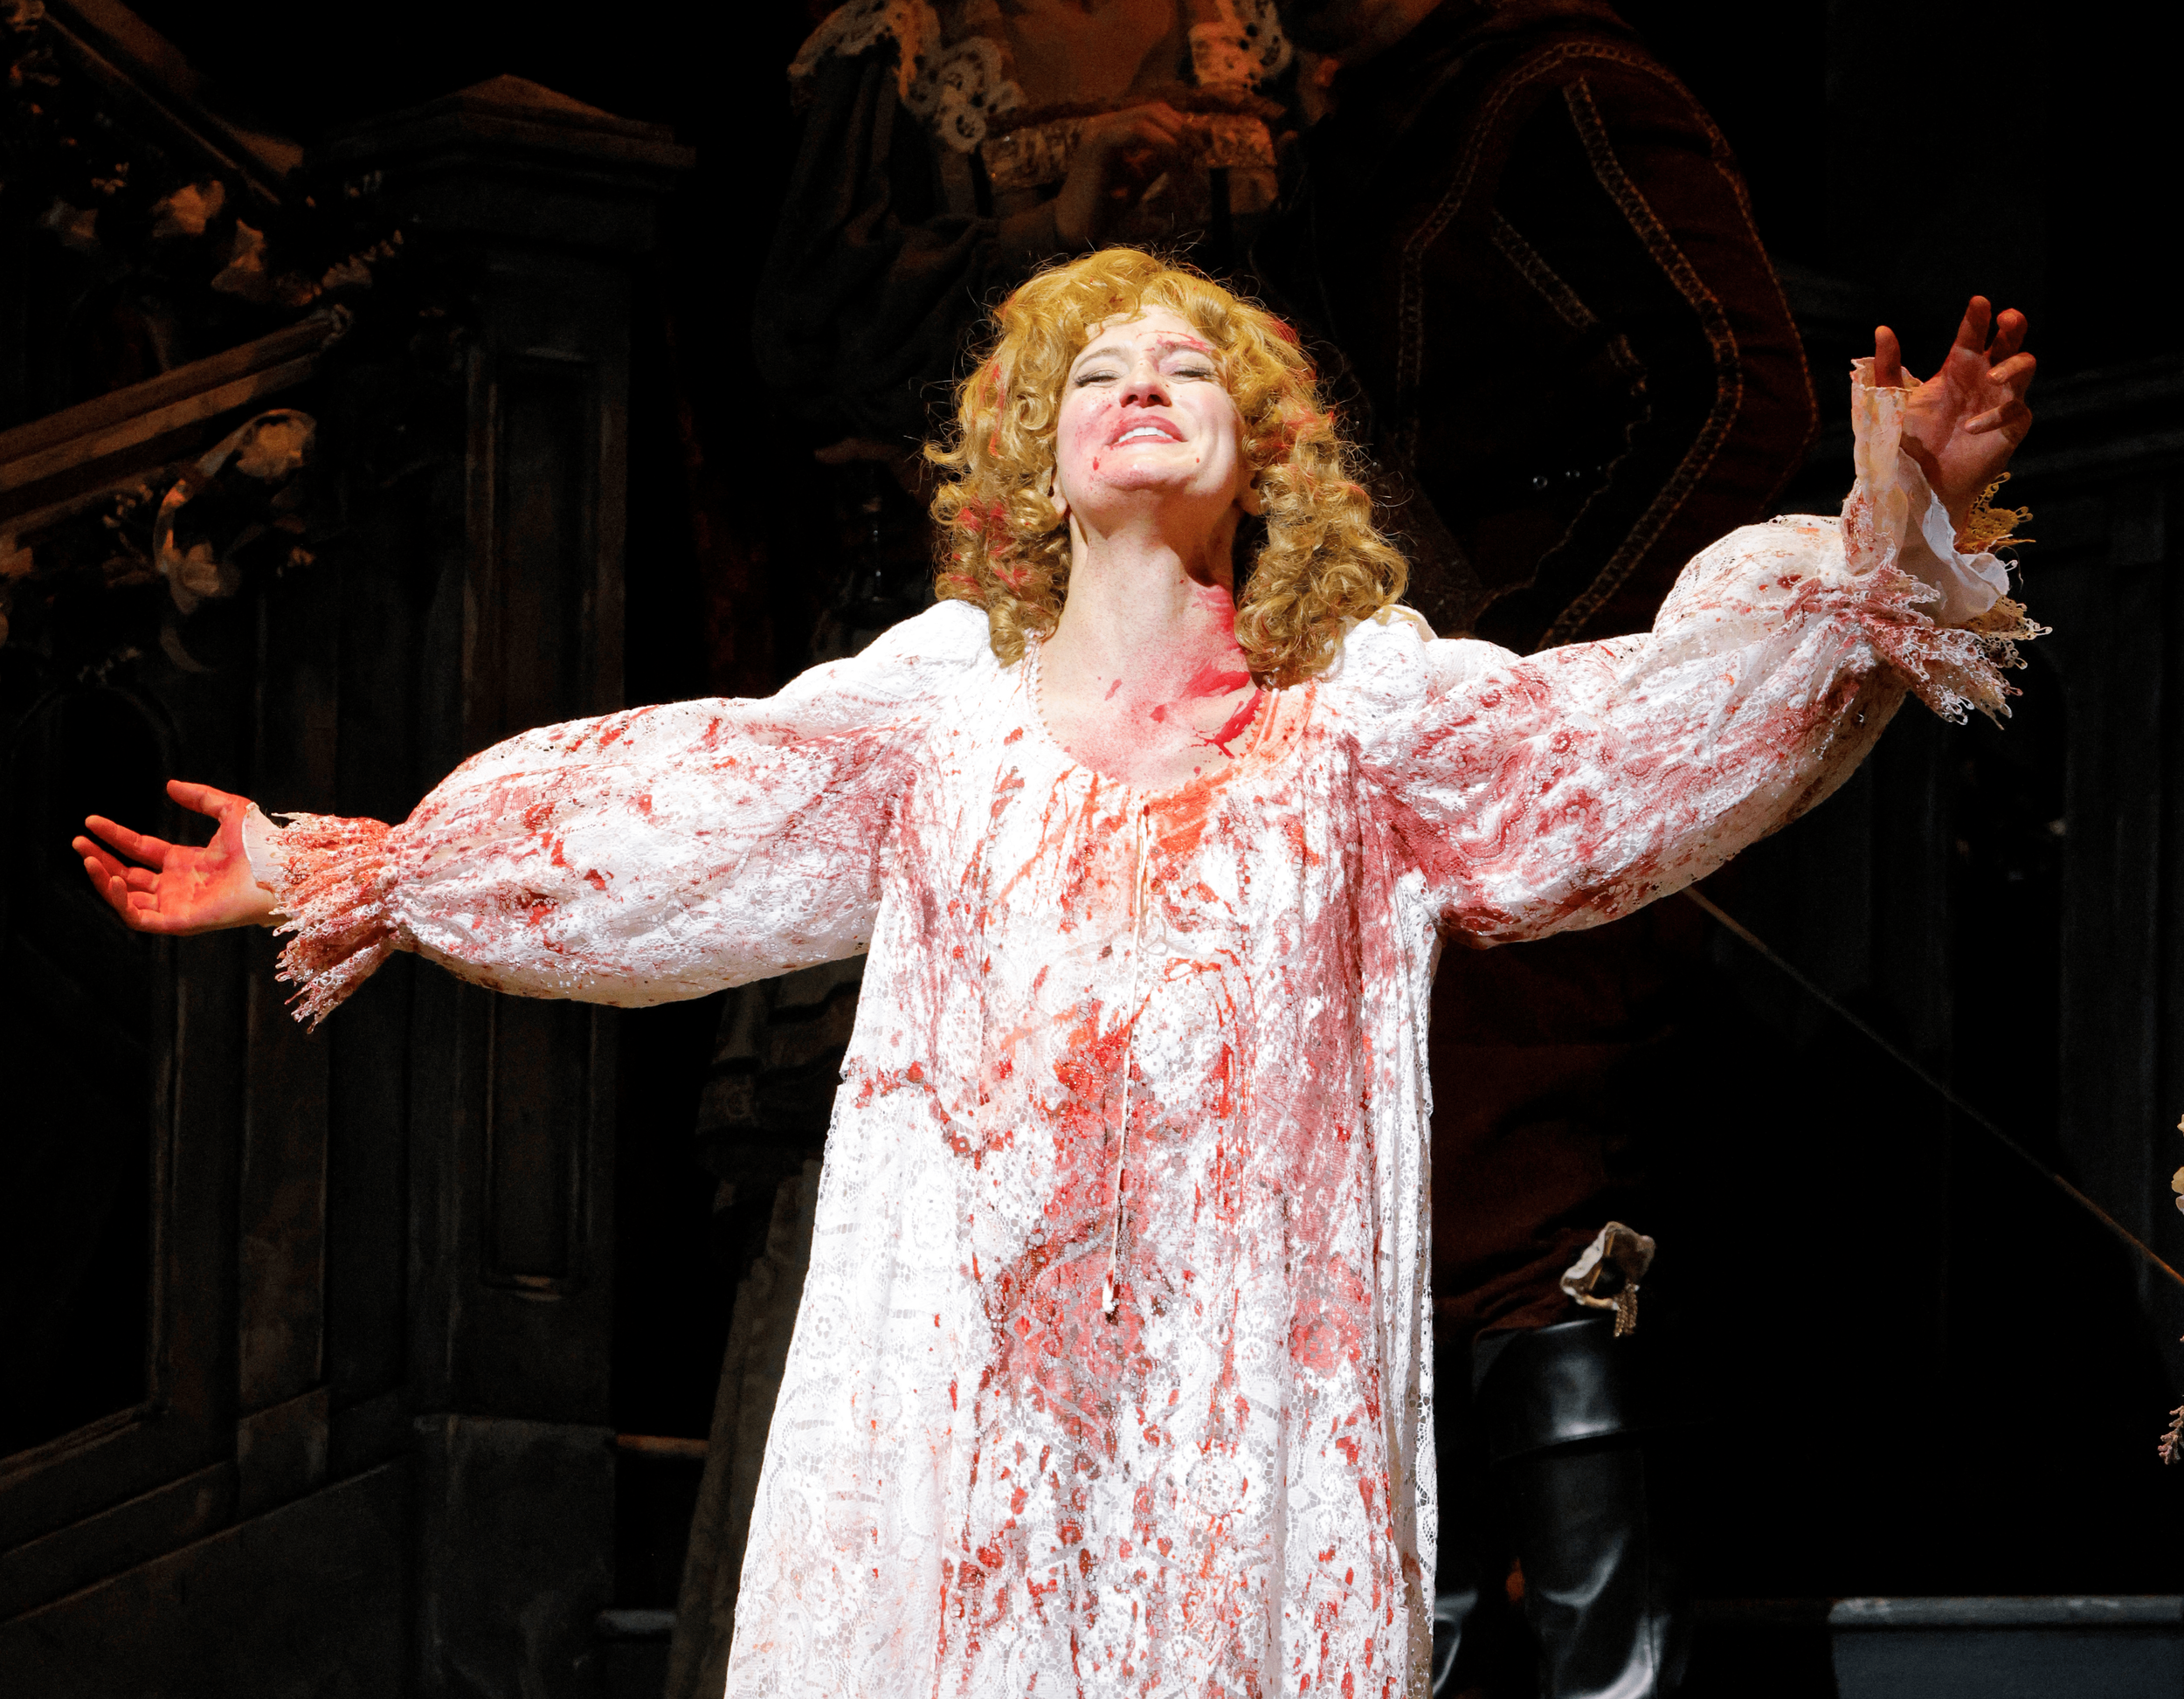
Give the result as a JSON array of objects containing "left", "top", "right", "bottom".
[
  {"left": 75, "top": 779, "right": 274, "bottom": 935},
  {"left": 1874, "top": 296, "right": 2035, "bottom": 535}
]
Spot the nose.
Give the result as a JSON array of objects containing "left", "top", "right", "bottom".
[{"left": 1119, "top": 356, "right": 1171, "bottom": 408}]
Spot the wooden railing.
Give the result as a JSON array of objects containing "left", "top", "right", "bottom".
[{"left": 0, "top": 314, "right": 337, "bottom": 538}]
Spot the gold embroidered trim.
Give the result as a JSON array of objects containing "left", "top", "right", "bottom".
[
  {"left": 979, "top": 110, "right": 1275, "bottom": 193},
  {"left": 1957, "top": 473, "right": 2033, "bottom": 556}
]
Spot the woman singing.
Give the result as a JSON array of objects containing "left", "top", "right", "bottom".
[{"left": 76, "top": 249, "right": 2035, "bottom": 1697}]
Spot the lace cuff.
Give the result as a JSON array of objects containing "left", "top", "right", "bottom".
[
  {"left": 1848, "top": 560, "right": 2038, "bottom": 723},
  {"left": 259, "top": 812, "right": 401, "bottom": 1027},
  {"left": 239, "top": 804, "right": 284, "bottom": 898},
  {"left": 1845, "top": 359, "right": 2017, "bottom": 625},
  {"left": 1841, "top": 361, "right": 2041, "bottom": 719}
]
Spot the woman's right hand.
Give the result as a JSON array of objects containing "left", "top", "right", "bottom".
[
  {"left": 1873, "top": 295, "right": 2035, "bottom": 536},
  {"left": 1054, "top": 103, "right": 1191, "bottom": 250},
  {"left": 75, "top": 779, "right": 277, "bottom": 934}
]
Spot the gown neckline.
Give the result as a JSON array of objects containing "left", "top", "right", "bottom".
[{"left": 1019, "top": 638, "right": 1302, "bottom": 805}]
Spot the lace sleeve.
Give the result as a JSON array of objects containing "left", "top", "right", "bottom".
[
  {"left": 259, "top": 602, "right": 995, "bottom": 1025},
  {"left": 1340, "top": 364, "right": 2040, "bottom": 943}
]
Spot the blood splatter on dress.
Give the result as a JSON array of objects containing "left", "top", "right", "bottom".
[{"left": 263, "top": 375, "right": 2033, "bottom": 1698}]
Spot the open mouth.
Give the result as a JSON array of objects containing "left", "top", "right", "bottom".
[{"left": 1113, "top": 422, "right": 1182, "bottom": 446}]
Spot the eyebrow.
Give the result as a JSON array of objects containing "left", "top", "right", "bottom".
[
  {"left": 1072, "top": 337, "right": 1133, "bottom": 371},
  {"left": 1070, "top": 334, "right": 1219, "bottom": 373}
]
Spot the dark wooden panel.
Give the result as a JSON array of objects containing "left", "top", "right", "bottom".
[
  {"left": 0, "top": 1460, "right": 232, "bottom": 1619},
  {"left": 0, "top": 1460, "right": 408, "bottom": 1697},
  {"left": 1, "top": 664, "right": 250, "bottom": 1542},
  {"left": 401, "top": 306, "right": 623, "bottom": 1422},
  {"left": 324, "top": 957, "right": 416, "bottom": 1409},
  {"left": 328, "top": 1386, "right": 411, "bottom": 1481},
  {"left": 3, "top": 62, "right": 676, "bottom": 1692},
  {"left": 412, "top": 1417, "right": 612, "bottom": 1699},
  {"left": 237, "top": 555, "right": 342, "bottom": 1419},
  {"left": 151, "top": 663, "right": 256, "bottom": 1451},
  {"left": 437, "top": 987, "right": 615, "bottom": 1419},
  {"left": 0, "top": 687, "right": 165, "bottom": 1461},
  {"left": 473, "top": 358, "right": 597, "bottom": 1288},
  {"left": 325, "top": 509, "right": 427, "bottom": 1414},
  {"left": 406, "top": 912, "right": 612, "bottom": 1419},
  {"left": 234, "top": 1385, "right": 328, "bottom": 1521},
  {"left": 492, "top": 357, "right": 597, "bottom": 742},
  {"left": 480, "top": 252, "right": 627, "bottom": 725},
  {"left": 486, "top": 998, "right": 592, "bottom": 1286},
  {"left": 237, "top": 944, "right": 332, "bottom": 1410}
]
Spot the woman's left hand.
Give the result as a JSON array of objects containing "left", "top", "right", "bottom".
[{"left": 1874, "top": 296, "right": 2035, "bottom": 537}]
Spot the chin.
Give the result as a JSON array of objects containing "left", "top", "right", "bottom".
[{"left": 1097, "top": 465, "right": 1189, "bottom": 487}]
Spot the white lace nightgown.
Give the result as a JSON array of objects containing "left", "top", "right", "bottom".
[{"left": 260, "top": 373, "right": 2034, "bottom": 1699}]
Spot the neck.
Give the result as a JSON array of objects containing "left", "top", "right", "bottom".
[
  {"left": 1047, "top": 504, "right": 1247, "bottom": 689},
  {"left": 1033, "top": 502, "right": 1264, "bottom": 790}
]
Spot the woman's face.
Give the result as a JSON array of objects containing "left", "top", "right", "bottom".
[{"left": 1052, "top": 307, "right": 1254, "bottom": 542}]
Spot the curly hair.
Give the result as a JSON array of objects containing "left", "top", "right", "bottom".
[{"left": 928, "top": 248, "right": 1407, "bottom": 686}]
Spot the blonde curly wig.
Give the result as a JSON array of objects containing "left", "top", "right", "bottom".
[{"left": 929, "top": 248, "right": 1407, "bottom": 686}]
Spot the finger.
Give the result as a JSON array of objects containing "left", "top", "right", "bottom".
[
  {"left": 1954, "top": 295, "right": 1993, "bottom": 357},
  {"left": 100, "top": 869, "right": 178, "bottom": 930},
  {"left": 73, "top": 835, "right": 130, "bottom": 880},
  {"left": 1964, "top": 400, "right": 2033, "bottom": 439},
  {"left": 166, "top": 778, "right": 246, "bottom": 819},
  {"left": 83, "top": 814, "right": 174, "bottom": 864},
  {"left": 81, "top": 855, "right": 133, "bottom": 916},
  {"left": 1123, "top": 117, "right": 1187, "bottom": 154},
  {"left": 1874, "top": 325, "right": 1903, "bottom": 389},
  {"left": 1989, "top": 349, "right": 2036, "bottom": 395},
  {"left": 1988, "top": 308, "right": 2028, "bottom": 363},
  {"left": 116, "top": 892, "right": 194, "bottom": 935},
  {"left": 76, "top": 839, "right": 158, "bottom": 894}
]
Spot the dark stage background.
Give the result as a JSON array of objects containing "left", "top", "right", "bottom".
[{"left": 5, "top": 1, "right": 2184, "bottom": 1692}]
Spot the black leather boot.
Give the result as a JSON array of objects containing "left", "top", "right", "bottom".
[
  {"left": 1434, "top": 1316, "right": 1689, "bottom": 1699},
  {"left": 1496, "top": 1431, "right": 1687, "bottom": 1697},
  {"left": 1430, "top": 1431, "right": 1530, "bottom": 1699}
]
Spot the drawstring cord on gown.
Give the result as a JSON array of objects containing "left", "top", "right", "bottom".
[{"left": 1102, "top": 800, "right": 1154, "bottom": 1319}]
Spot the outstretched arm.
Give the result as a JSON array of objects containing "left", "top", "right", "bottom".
[
  {"left": 75, "top": 780, "right": 275, "bottom": 935},
  {"left": 70, "top": 600, "right": 997, "bottom": 1024},
  {"left": 1353, "top": 298, "right": 2040, "bottom": 943}
]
